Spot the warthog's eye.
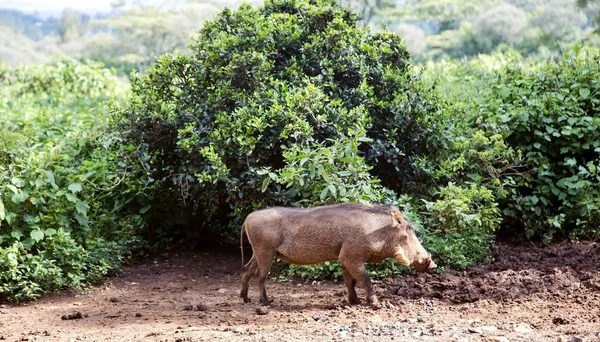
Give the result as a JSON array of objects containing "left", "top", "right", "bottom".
[{"left": 407, "top": 225, "right": 415, "bottom": 232}]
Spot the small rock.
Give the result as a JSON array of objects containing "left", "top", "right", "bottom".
[
  {"left": 217, "top": 288, "right": 228, "bottom": 294},
  {"left": 230, "top": 310, "right": 240, "bottom": 318},
  {"left": 568, "top": 337, "right": 584, "bottom": 342},
  {"left": 197, "top": 313, "right": 207, "bottom": 319},
  {"left": 553, "top": 317, "right": 569, "bottom": 325},
  {"left": 72, "top": 302, "right": 82, "bottom": 307},
  {"left": 0, "top": 305, "right": 6, "bottom": 309},
  {"left": 61, "top": 312, "right": 85, "bottom": 320},
  {"left": 135, "top": 313, "right": 142, "bottom": 317},
  {"left": 468, "top": 327, "right": 483, "bottom": 334},
  {"left": 256, "top": 306, "right": 269, "bottom": 315},
  {"left": 108, "top": 297, "right": 120, "bottom": 303},
  {"left": 479, "top": 326, "right": 499, "bottom": 333},
  {"left": 183, "top": 305, "right": 194, "bottom": 311},
  {"left": 492, "top": 338, "right": 509, "bottom": 342},
  {"left": 514, "top": 323, "right": 533, "bottom": 334},
  {"left": 196, "top": 304, "right": 208, "bottom": 312}
]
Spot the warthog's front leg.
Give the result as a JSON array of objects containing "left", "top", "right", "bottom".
[
  {"left": 342, "top": 261, "right": 380, "bottom": 309},
  {"left": 255, "top": 250, "right": 275, "bottom": 306}
]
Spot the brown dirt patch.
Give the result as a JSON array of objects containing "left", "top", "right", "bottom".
[{"left": 1, "top": 242, "right": 599, "bottom": 341}]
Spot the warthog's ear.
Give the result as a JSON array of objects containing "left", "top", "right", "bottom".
[{"left": 391, "top": 210, "right": 405, "bottom": 227}]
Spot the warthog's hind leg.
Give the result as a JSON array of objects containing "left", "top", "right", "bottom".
[
  {"left": 341, "top": 264, "right": 360, "bottom": 305},
  {"left": 240, "top": 255, "right": 258, "bottom": 303}
]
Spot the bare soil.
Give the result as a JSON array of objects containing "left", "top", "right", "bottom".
[{"left": 1, "top": 241, "right": 600, "bottom": 342}]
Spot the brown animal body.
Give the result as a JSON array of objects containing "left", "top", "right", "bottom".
[{"left": 239, "top": 203, "right": 436, "bottom": 308}]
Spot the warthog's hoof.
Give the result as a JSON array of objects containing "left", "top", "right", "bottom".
[
  {"left": 348, "top": 297, "right": 361, "bottom": 305},
  {"left": 260, "top": 298, "right": 271, "bottom": 306},
  {"left": 368, "top": 296, "right": 381, "bottom": 310},
  {"left": 242, "top": 296, "right": 251, "bottom": 304}
]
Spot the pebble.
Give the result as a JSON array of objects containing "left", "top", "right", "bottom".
[
  {"left": 514, "top": 323, "right": 533, "bottom": 334},
  {"left": 492, "top": 337, "right": 510, "bottom": 342},
  {"left": 256, "top": 306, "right": 269, "bottom": 315}
]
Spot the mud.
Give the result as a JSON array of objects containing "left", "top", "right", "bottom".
[{"left": 0, "top": 242, "right": 599, "bottom": 342}]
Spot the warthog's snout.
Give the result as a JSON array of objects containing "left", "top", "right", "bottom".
[
  {"left": 413, "top": 255, "right": 437, "bottom": 273},
  {"left": 426, "top": 258, "right": 437, "bottom": 273}
]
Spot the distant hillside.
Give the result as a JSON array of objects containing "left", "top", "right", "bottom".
[{"left": 0, "top": 9, "right": 59, "bottom": 40}]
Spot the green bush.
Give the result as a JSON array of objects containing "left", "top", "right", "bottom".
[
  {"left": 472, "top": 47, "right": 600, "bottom": 241},
  {"left": 120, "top": 0, "right": 443, "bottom": 241},
  {"left": 427, "top": 48, "right": 600, "bottom": 242},
  {"left": 0, "top": 59, "right": 150, "bottom": 301}
]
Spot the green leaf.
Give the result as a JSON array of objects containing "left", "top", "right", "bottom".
[
  {"left": 30, "top": 229, "right": 44, "bottom": 242},
  {"left": 328, "top": 184, "right": 337, "bottom": 198},
  {"left": 587, "top": 162, "right": 596, "bottom": 174},
  {"left": 11, "top": 230, "right": 23, "bottom": 241},
  {"left": 75, "top": 201, "right": 90, "bottom": 216},
  {"left": 564, "top": 158, "right": 577, "bottom": 167},
  {"left": 261, "top": 177, "right": 270, "bottom": 192},
  {"left": 579, "top": 88, "right": 590, "bottom": 99},
  {"left": 0, "top": 200, "right": 4, "bottom": 221},
  {"left": 66, "top": 193, "right": 78, "bottom": 203},
  {"left": 68, "top": 183, "right": 83, "bottom": 194},
  {"left": 6, "top": 184, "right": 19, "bottom": 194},
  {"left": 319, "top": 187, "right": 328, "bottom": 200},
  {"left": 11, "top": 192, "right": 27, "bottom": 204},
  {"left": 44, "top": 171, "right": 57, "bottom": 188},
  {"left": 140, "top": 205, "right": 152, "bottom": 214},
  {"left": 45, "top": 228, "right": 57, "bottom": 236}
]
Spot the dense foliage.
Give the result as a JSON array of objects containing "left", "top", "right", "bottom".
[
  {"left": 425, "top": 47, "right": 600, "bottom": 242},
  {"left": 0, "top": 60, "right": 149, "bottom": 301},
  {"left": 3, "top": 0, "right": 600, "bottom": 299}
]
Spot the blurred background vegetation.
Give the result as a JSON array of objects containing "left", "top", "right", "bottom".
[{"left": 2, "top": 0, "right": 600, "bottom": 70}]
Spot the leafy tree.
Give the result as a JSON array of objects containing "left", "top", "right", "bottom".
[
  {"left": 464, "top": 3, "right": 529, "bottom": 54},
  {"left": 337, "top": 0, "right": 396, "bottom": 26},
  {"left": 391, "top": 23, "right": 428, "bottom": 58},
  {"left": 119, "top": 0, "right": 444, "bottom": 242},
  {"left": 383, "top": 0, "right": 502, "bottom": 32},
  {"left": 532, "top": 0, "right": 587, "bottom": 43},
  {"left": 58, "top": 9, "right": 89, "bottom": 43},
  {"left": 577, "top": 0, "right": 600, "bottom": 31}
]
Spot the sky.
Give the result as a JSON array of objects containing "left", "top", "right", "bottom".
[
  {"left": 0, "top": 0, "right": 262, "bottom": 17},
  {"left": 0, "top": 0, "right": 114, "bottom": 15}
]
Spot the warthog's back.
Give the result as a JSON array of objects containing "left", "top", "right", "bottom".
[{"left": 244, "top": 203, "right": 397, "bottom": 265}]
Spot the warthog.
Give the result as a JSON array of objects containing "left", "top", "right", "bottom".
[{"left": 239, "top": 203, "right": 436, "bottom": 308}]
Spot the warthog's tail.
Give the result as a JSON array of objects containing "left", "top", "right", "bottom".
[{"left": 240, "top": 221, "right": 246, "bottom": 271}]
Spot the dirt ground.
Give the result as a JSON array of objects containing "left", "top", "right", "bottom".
[{"left": 1, "top": 241, "right": 600, "bottom": 342}]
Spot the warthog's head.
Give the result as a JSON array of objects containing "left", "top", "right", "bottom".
[{"left": 391, "top": 211, "right": 437, "bottom": 273}]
